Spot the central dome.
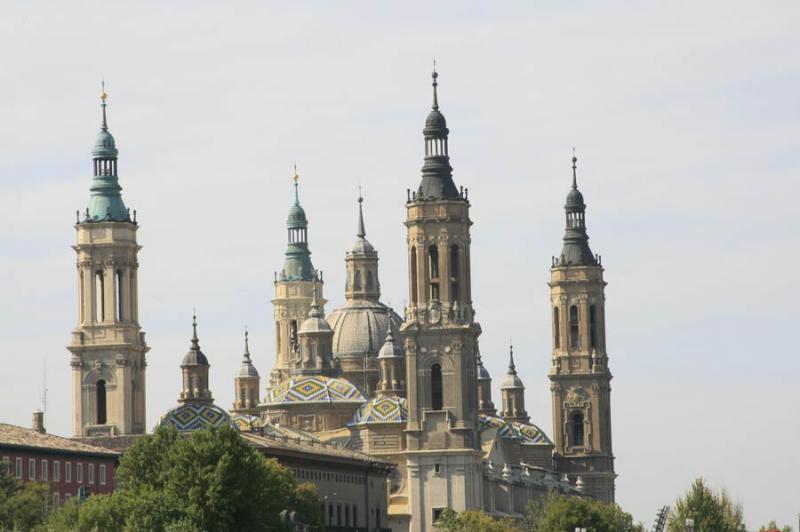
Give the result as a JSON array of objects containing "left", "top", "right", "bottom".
[{"left": 327, "top": 300, "right": 402, "bottom": 358}]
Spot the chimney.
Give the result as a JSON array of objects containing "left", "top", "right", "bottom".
[{"left": 32, "top": 411, "right": 45, "bottom": 433}]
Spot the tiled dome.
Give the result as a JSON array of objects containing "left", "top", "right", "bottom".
[
  {"left": 478, "top": 415, "right": 552, "bottom": 446},
  {"left": 266, "top": 375, "right": 365, "bottom": 405},
  {"left": 348, "top": 396, "right": 408, "bottom": 426},
  {"left": 159, "top": 403, "right": 237, "bottom": 432}
]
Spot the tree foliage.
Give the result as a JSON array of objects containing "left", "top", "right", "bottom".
[
  {"left": 43, "top": 426, "right": 323, "bottom": 531},
  {"left": 759, "top": 521, "right": 793, "bottom": 532},
  {"left": 667, "top": 478, "right": 746, "bottom": 532},
  {"left": 523, "top": 493, "right": 644, "bottom": 532},
  {"left": 0, "top": 461, "right": 49, "bottom": 531},
  {"left": 436, "top": 508, "right": 519, "bottom": 531}
]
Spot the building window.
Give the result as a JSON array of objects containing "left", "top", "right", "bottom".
[
  {"left": 553, "top": 307, "right": 561, "bottom": 349},
  {"left": 116, "top": 269, "right": 124, "bottom": 321},
  {"left": 410, "top": 247, "right": 418, "bottom": 304},
  {"left": 53, "top": 461, "right": 60, "bottom": 482},
  {"left": 77, "top": 463, "right": 83, "bottom": 484},
  {"left": 52, "top": 492, "right": 60, "bottom": 509},
  {"left": 290, "top": 320, "right": 298, "bottom": 349},
  {"left": 430, "top": 364, "right": 443, "bottom": 410},
  {"left": 96, "top": 380, "right": 107, "bottom": 425},
  {"left": 15, "top": 457, "right": 22, "bottom": 479},
  {"left": 353, "top": 505, "right": 357, "bottom": 526},
  {"left": 433, "top": 508, "right": 445, "bottom": 524},
  {"left": 95, "top": 270, "right": 105, "bottom": 322},
  {"left": 89, "top": 464, "right": 95, "bottom": 485},
  {"left": 572, "top": 411, "right": 585, "bottom": 447},
  {"left": 354, "top": 270, "right": 362, "bottom": 290},
  {"left": 328, "top": 504, "right": 334, "bottom": 526},
  {"left": 64, "top": 493, "right": 71, "bottom": 502},
  {"left": 366, "top": 270, "right": 374, "bottom": 291},
  {"left": 428, "top": 245, "right": 439, "bottom": 300},
  {"left": 589, "top": 305, "right": 598, "bottom": 349},
  {"left": 337, "top": 504, "right": 342, "bottom": 526},
  {"left": 569, "top": 305, "right": 580, "bottom": 348},
  {"left": 449, "top": 245, "right": 459, "bottom": 301},
  {"left": 41, "top": 460, "right": 48, "bottom": 481},
  {"left": 65, "top": 462, "right": 72, "bottom": 483},
  {"left": 99, "top": 464, "right": 107, "bottom": 485},
  {"left": 28, "top": 459, "right": 35, "bottom": 480}
]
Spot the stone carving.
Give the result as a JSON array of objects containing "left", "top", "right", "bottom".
[{"left": 565, "top": 386, "right": 588, "bottom": 405}]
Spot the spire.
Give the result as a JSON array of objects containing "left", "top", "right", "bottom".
[
  {"left": 557, "top": 149, "right": 597, "bottom": 267},
  {"left": 190, "top": 311, "right": 201, "bottom": 352},
  {"left": 507, "top": 344, "right": 516, "bottom": 375},
  {"left": 309, "top": 283, "right": 323, "bottom": 318},
  {"left": 180, "top": 311, "right": 211, "bottom": 403},
  {"left": 243, "top": 327, "right": 251, "bottom": 362},
  {"left": 357, "top": 187, "right": 366, "bottom": 238},
  {"left": 417, "top": 65, "right": 460, "bottom": 201},
  {"left": 236, "top": 326, "right": 260, "bottom": 379},
  {"left": 432, "top": 61, "right": 439, "bottom": 111},
  {"left": 85, "top": 82, "right": 129, "bottom": 223},
  {"left": 100, "top": 80, "right": 108, "bottom": 131},
  {"left": 280, "top": 166, "right": 316, "bottom": 281},
  {"left": 501, "top": 343, "right": 524, "bottom": 390}
]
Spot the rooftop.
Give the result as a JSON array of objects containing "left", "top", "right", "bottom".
[{"left": 0, "top": 423, "right": 118, "bottom": 457}]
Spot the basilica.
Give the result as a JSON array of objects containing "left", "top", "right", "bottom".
[{"left": 67, "top": 71, "right": 616, "bottom": 531}]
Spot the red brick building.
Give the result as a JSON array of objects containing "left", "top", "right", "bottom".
[{"left": 0, "top": 416, "right": 118, "bottom": 510}]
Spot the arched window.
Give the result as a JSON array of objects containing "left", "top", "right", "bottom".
[
  {"left": 96, "top": 380, "right": 107, "bottom": 425},
  {"left": 430, "top": 364, "right": 443, "bottom": 410},
  {"left": 290, "top": 320, "right": 298, "bottom": 348},
  {"left": 572, "top": 411, "right": 584, "bottom": 446},
  {"left": 428, "top": 245, "right": 440, "bottom": 300},
  {"left": 449, "top": 245, "right": 459, "bottom": 301},
  {"left": 589, "top": 305, "right": 598, "bottom": 348},
  {"left": 366, "top": 270, "right": 374, "bottom": 291},
  {"left": 553, "top": 307, "right": 561, "bottom": 349},
  {"left": 569, "top": 305, "right": 580, "bottom": 348},
  {"left": 115, "top": 270, "right": 123, "bottom": 321},
  {"left": 354, "top": 270, "right": 362, "bottom": 290},
  {"left": 410, "top": 247, "right": 418, "bottom": 305},
  {"left": 95, "top": 271, "right": 104, "bottom": 322}
]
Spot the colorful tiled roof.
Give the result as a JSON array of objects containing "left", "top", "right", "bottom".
[
  {"left": 348, "top": 396, "right": 408, "bottom": 426},
  {"left": 0, "top": 423, "right": 117, "bottom": 457},
  {"left": 266, "top": 375, "right": 365, "bottom": 405},
  {"left": 478, "top": 415, "right": 552, "bottom": 445},
  {"left": 159, "top": 403, "right": 238, "bottom": 432},
  {"left": 231, "top": 414, "right": 262, "bottom": 432}
]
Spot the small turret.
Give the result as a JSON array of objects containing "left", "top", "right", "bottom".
[
  {"left": 280, "top": 168, "right": 316, "bottom": 282},
  {"left": 233, "top": 328, "right": 260, "bottom": 415},
  {"left": 500, "top": 345, "right": 529, "bottom": 424},
  {"left": 179, "top": 313, "right": 212, "bottom": 403},
  {"left": 556, "top": 150, "right": 596, "bottom": 267},
  {"left": 377, "top": 329, "right": 405, "bottom": 397},
  {"left": 476, "top": 346, "right": 496, "bottom": 416},
  {"left": 295, "top": 284, "right": 335, "bottom": 373}
]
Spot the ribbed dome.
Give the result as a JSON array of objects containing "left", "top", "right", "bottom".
[
  {"left": 237, "top": 359, "right": 259, "bottom": 378},
  {"left": 92, "top": 130, "right": 118, "bottom": 159},
  {"left": 566, "top": 187, "right": 584, "bottom": 208},
  {"left": 425, "top": 109, "right": 447, "bottom": 132},
  {"left": 348, "top": 236, "right": 376, "bottom": 255},
  {"left": 327, "top": 300, "right": 402, "bottom": 358},
  {"left": 478, "top": 364, "right": 491, "bottom": 381},
  {"left": 287, "top": 203, "right": 307, "bottom": 228},
  {"left": 378, "top": 330, "right": 403, "bottom": 359},
  {"left": 501, "top": 372, "right": 524, "bottom": 389},
  {"left": 299, "top": 314, "right": 332, "bottom": 335}
]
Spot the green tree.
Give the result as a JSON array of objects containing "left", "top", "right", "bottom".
[
  {"left": 436, "top": 508, "right": 519, "bottom": 531},
  {"left": 523, "top": 493, "right": 645, "bottom": 532},
  {"left": 667, "top": 478, "right": 746, "bottom": 532},
  {"left": 758, "top": 521, "right": 793, "bottom": 532},
  {"left": 43, "top": 426, "right": 323, "bottom": 531},
  {"left": 0, "top": 461, "right": 49, "bottom": 531}
]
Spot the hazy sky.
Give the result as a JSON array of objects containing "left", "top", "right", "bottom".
[{"left": 1, "top": 1, "right": 798, "bottom": 527}]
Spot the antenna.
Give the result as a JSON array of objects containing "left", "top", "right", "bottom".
[{"left": 40, "top": 358, "right": 48, "bottom": 417}]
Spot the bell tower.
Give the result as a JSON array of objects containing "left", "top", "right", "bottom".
[
  {"left": 402, "top": 68, "right": 482, "bottom": 531},
  {"left": 67, "top": 86, "right": 148, "bottom": 437},
  {"left": 549, "top": 152, "right": 615, "bottom": 502},
  {"left": 270, "top": 170, "right": 325, "bottom": 387}
]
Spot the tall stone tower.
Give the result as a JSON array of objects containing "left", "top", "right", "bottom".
[
  {"left": 549, "top": 153, "right": 615, "bottom": 502},
  {"left": 68, "top": 87, "right": 148, "bottom": 437},
  {"left": 270, "top": 171, "right": 325, "bottom": 387},
  {"left": 402, "top": 69, "right": 482, "bottom": 531},
  {"left": 232, "top": 329, "right": 260, "bottom": 416}
]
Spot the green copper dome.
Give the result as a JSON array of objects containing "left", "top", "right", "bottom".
[
  {"left": 278, "top": 175, "right": 316, "bottom": 282},
  {"left": 83, "top": 91, "right": 131, "bottom": 223}
]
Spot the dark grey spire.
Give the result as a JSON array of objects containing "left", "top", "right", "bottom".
[
  {"left": 557, "top": 150, "right": 597, "bottom": 267},
  {"left": 182, "top": 312, "right": 209, "bottom": 367},
  {"left": 416, "top": 66, "right": 460, "bottom": 201}
]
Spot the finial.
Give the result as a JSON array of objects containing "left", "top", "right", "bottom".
[
  {"left": 191, "top": 310, "right": 199, "bottom": 347},
  {"left": 431, "top": 60, "right": 439, "bottom": 111},
  {"left": 100, "top": 80, "right": 109, "bottom": 131},
  {"left": 244, "top": 326, "right": 251, "bottom": 359},
  {"left": 292, "top": 164, "right": 300, "bottom": 204},
  {"left": 357, "top": 186, "right": 366, "bottom": 238},
  {"left": 508, "top": 343, "right": 516, "bottom": 373},
  {"left": 571, "top": 147, "right": 578, "bottom": 190},
  {"left": 309, "top": 283, "right": 322, "bottom": 318}
]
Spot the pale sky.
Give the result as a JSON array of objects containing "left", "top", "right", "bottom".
[{"left": 1, "top": 1, "right": 798, "bottom": 528}]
